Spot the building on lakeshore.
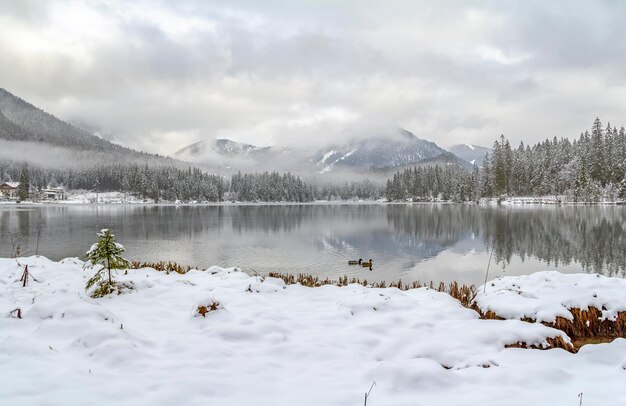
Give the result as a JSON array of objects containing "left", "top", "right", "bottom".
[
  {"left": 40, "top": 187, "right": 65, "bottom": 201},
  {"left": 0, "top": 182, "right": 19, "bottom": 199}
]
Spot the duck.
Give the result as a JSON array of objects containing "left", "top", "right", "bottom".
[
  {"left": 361, "top": 259, "right": 373, "bottom": 270},
  {"left": 348, "top": 258, "right": 362, "bottom": 265}
]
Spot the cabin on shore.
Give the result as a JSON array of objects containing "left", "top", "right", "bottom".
[
  {"left": 0, "top": 183, "right": 65, "bottom": 201},
  {"left": 0, "top": 182, "right": 19, "bottom": 199}
]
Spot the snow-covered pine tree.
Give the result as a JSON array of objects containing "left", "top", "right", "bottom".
[
  {"left": 481, "top": 152, "right": 494, "bottom": 197},
  {"left": 17, "top": 165, "right": 30, "bottom": 201},
  {"left": 85, "top": 229, "right": 129, "bottom": 296},
  {"left": 590, "top": 117, "right": 605, "bottom": 184},
  {"left": 511, "top": 142, "right": 526, "bottom": 195},
  {"left": 617, "top": 127, "right": 626, "bottom": 184}
]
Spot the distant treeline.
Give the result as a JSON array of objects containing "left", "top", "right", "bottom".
[
  {"left": 0, "top": 162, "right": 227, "bottom": 202},
  {"left": 387, "top": 118, "right": 626, "bottom": 202},
  {"left": 0, "top": 159, "right": 385, "bottom": 202},
  {"left": 229, "top": 172, "right": 314, "bottom": 202},
  {"left": 386, "top": 165, "right": 474, "bottom": 202},
  {"left": 314, "top": 179, "right": 385, "bottom": 201}
]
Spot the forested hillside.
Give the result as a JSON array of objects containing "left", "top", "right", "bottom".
[
  {"left": 0, "top": 88, "right": 124, "bottom": 151},
  {"left": 0, "top": 89, "right": 321, "bottom": 202},
  {"left": 229, "top": 172, "right": 314, "bottom": 202},
  {"left": 386, "top": 118, "right": 626, "bottom": 202}
]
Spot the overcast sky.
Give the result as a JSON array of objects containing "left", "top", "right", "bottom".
[{"left": 1, "top": 0, "right": 625, "bottom": 155}]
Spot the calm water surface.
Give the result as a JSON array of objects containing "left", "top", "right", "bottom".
[{"left": 1, "top": 203, "right": 625, "bottom": 285}]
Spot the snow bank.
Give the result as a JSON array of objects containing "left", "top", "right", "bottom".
[
  {"left": 475, "top": 271, "right": 626, "bottom": 323},
  {"left": 59, "top": 191, "right": 154, "bottom": 204},
  {"left": 2, "top": 258, "right": 626, "bottom": 405}
]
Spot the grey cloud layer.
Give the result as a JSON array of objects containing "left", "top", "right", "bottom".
[{"left": 0, "top": 0, "right": 624, "bottom": 154}]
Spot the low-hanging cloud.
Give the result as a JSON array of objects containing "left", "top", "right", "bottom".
[{"left": 0, "top": 0, "right": 625, "bottom": 156}]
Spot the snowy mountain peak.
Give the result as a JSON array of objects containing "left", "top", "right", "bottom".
[
  {"left": 175, "top": 129, "right": 471, "bottom": 173},
  {"left": 448, "top": 144, "right": 491, "bottom": 166},
  {"left": 313, "top": 128, "right": 455, "bottom": 173}
]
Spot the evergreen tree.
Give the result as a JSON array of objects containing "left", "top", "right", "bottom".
[
  {"left": 590, "top": 117, "right": 605, "bottom": 184},
  {"left": 85, "top": 229, "right": 130, "bottom": 296},
  {"left": 481, "top": 153, "right": 494, "bottom": 197},
  {"left": 17, "top": 165, "right": 30, "bottom": 201}
]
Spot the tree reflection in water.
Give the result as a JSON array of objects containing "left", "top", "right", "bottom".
[{"left": 1, "top": 204, "right": 624, "bottom": 278}]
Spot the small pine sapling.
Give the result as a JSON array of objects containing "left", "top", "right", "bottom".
[{"left": 85, "top": 229, "right": 129, "bottom": 296}]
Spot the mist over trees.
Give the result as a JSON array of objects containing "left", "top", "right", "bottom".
[
  {"left": 1, "top": 88, "right": 127, "bottom": 152},
  {"left": 386, "top": 118, "right": 626, "bottom": 202}
]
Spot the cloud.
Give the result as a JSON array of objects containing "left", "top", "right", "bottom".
[{"left": 0, "top": 0, "right": 624, "bottom": 155}]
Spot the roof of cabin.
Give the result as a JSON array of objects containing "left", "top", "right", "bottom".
[{"left": 0, "top": 182, "right": 19, "bottom": 189}]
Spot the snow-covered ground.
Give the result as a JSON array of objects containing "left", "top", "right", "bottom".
[
  {"left": 475, "top": 271, "right": 626, "bottom": 323},
  {"left": 481, "top": 195, "right": 625, "bottom": 205},
  {"left": 0, "top": 191, "right": 154, "bottom": 205},
  {"left": 1, "top": 257, "right": 625, "bottom": 405},
  {"left": 60, "top": 191, "right": 155, "bottom": 204}
]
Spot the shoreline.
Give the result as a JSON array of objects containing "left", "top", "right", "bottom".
[
  {"left": 1, "top": 199, "right": 625, "bottom": 207},
  {"left": 6, "top": 256, "right": 626, "bottom": 350}
]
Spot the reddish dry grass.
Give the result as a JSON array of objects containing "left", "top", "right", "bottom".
[
  {"left": 130, "top": 261, "right": 191, "bottom": 274},
  {"left": 572, "top": 337, "right": 618, "bottom": 348},
  {"left": 266, "top": 272, "right": 479, "bottom": 307},
  {"left": 505, "top": 336, "right": 575, "bottom": 352},
  {"left": 476, "top": 307, "right": 626, "bottom": 352},
  {"left": 554, "top": 308, "right": 626, "bottom": 339}
]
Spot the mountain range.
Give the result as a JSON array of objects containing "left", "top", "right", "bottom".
[
  {"left": 0, "top": 88, "right": 489, "bottom": 176},
  {"left": 175, "top": 129, "right": 487, "bottom": 174}
]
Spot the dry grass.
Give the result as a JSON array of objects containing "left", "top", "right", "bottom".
[
  {"left": 476, "top": 307, "right": 626, "bottom": 352},
  {"left": 505, "top": 336, "right": 575, "bottom": 352},
  {"left": 267, "top": 272, "right": 478, "bottom": 308},
  {"left": 130, "top": 261, "right": 192, "bottom": 274},
  {"left": 572, "top": 337, "right": 618, "bottom": 348},
  {"left": 554, "top": 308, "right": 626, "bottom": 340}
]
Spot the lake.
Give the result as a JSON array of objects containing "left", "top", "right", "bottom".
[{"left": 1, "top": 203, "right": 625, "bottom": 285}]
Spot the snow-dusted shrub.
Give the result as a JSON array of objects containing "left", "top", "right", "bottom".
[{"left": 85, "top": 229, "right": 130, "bottom": 297}]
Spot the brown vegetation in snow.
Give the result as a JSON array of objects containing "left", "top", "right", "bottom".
[
  {"left": 130, "top": 261, "right": 191, "bottom": 274},
  {"left": 475, "top": 307, "right": 626, "bottom": 352}
]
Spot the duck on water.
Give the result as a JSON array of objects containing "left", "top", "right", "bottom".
[{"left": 347, "top": 258, "right": 373, "bottom": 270}]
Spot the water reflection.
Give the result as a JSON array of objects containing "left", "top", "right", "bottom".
[{"left": 1, "top": 204, "right": 624, "bottom": 284}]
